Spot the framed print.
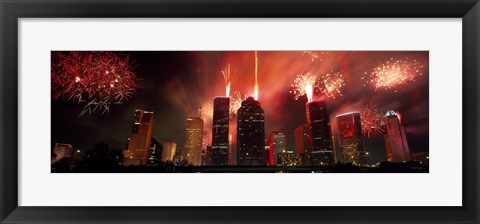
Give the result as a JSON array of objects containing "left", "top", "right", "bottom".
[{"left": 1, "top": 0, "right": 479, "bottom": 223}]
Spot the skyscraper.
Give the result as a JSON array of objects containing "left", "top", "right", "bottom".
[
  {"left": 306, "top": 101, "right": 334, "bottom": 166},
  {"left": 211, "top": 97, "right": 230, "bottom": 166},
  {"left": 184, "top": 117, "right": 204, "bottom": 166},
  {"left": 202, "top": 145, "right": 213, "bottom": 166},
  {"left": 294, "top": 124, "right": 312, "bottom": 165},
  {"left": 123, "top": 110, "right": 154, "bottom": 166},
  {"left": 173, "top": 147, "right": 183, "bottom": 164},
  {"left": 162, "top": 141, "right": 177, "bottom": 162},
  {"left": 384, "top": 110, "right": 411, "bottom": 162},
  {"left": 336, "top": 112, "right": 367, "bottom": 165},
  {"left": 268, "top": 131, "right": 287, "bottom": 166},
  {"left": 237, "top": 97, "right": 266, "bottom": 166},
  {"left": 230, "top": 134, "right": 237, "bottom": 166},
  {"left": 146, "top": 138, "right": 163, "bottom": 167}
]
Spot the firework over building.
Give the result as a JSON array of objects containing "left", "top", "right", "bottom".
[
  {"left": 211, "top": 97, "right": 230, "bottom": 166},
  {"left": 384, "top": 110, "right": 412, "bottom": 162},
  {"left": 123, "top": 110, "right": 154, "bottom": 166},
  {"left": 336, "top": 112, "right": 367, "bottom": 165},
  {"left": 306, "top": 101, "right": 334, "bottom": 166},
  {"left": 237, "top": 97, "right": 266, "bottom": 166},
  {"left": 268, "top": 131, "right": 287, "bottom": 166}
]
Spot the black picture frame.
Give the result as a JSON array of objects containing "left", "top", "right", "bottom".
[{"left": 1, "top": 0, "right": 478, "bottom": 223}]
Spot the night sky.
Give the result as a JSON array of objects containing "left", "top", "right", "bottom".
[{"left": 52, "top": 51, "right": 429, "bottom": 163}]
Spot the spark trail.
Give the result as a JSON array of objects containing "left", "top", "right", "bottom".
[
  {"left": 221, "top": 63, "right": 231, "bottom": 97},
  {"left": 51, "top": 51, "right": 140, "bottom": 116}
]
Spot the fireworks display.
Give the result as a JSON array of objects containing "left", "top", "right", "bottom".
[
  {"left": 364, "top": 57, "right": 424, "bottom": 91},
  {"left": 51, "top": 51, "right": 140, "bottom": 116},
  {"left": 52, "top": 51, "right": 429, "bottom": 168},
  {"left": 317, "top": 71, "right": 345, "bottom": 99},
  {"left": 198, "top": 102, "right": 213, "bottom": 124},
  {"left": 303, "top": 51, "right": 328, "bottom": 62},
  {"left": 221, "top": 63, "right": 232, "bottom": 97},
  {"left": 231, "top": 91, "right": 247, "bottom": 115},
  {"left": 360, "top": 104, "right": 386, "bottom": 138},
  {"left": 291, "top": 73, "right": 317, "bottom": 102}
]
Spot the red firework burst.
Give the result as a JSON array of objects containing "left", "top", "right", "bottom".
[
  {"left": 363, "top": 57, "right": 424, "bottom": 91},
  {"left": 51, "top": 51, "right": 140, "bottom": 116},
  {"left": 360, "top": 104, "right": 386, "bottom": 138},
  {"left": 317, "top": 71, "right": 345, "bottom": 99}
]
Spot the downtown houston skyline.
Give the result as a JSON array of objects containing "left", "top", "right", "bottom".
[{"left": 51, "top": 51, "right": 429, "bottom": 164}]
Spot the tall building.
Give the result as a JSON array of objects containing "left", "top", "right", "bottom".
[
  {"left": 268, "top": 131, "right": 287, "bottom": 166},
  {"left": 211, "top": 97, "right": 230, "bottom": 166},
  {"left": 230, "top": 136, "right": 237, "bottom": 166},
  {"left": 184, "top": 117, "right": 203, "bottom": 166},
  {"left": 162, "top": 141, "right": 177, "bottom": 162},
  {"left": 146, "top": 138, "right": 163, "bottom": 167},
  {"left": 294, "top": 124, "right": 312, "bottom": 165},
  {"left": 384, "top": 110, "right": 411, "bottom": 162},
  {"left": 306, "top": 101, "right": 334, "bottom": 166},
  {"left": 52, "top": 143, "right": 74, "bottom": 163},
  {"left": 237, "top": 97, "right": 266, "bottom": 166},
  {"left": 123, "top": 110, "right": 154, "bottom": 166},
  {"left": 173, "top": 147, "right": 183, "bottom": 164},
  {"left": 336, "top": 112, "right": 367, "bottom": 165},
  {"left": 202, "top": 145, "right": 213, "bottom": 166}
]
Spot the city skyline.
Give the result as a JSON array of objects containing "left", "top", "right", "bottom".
[{"left": 51, "top": 51, "right": 429, "bottom": 168}]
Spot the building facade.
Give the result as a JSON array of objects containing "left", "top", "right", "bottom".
[
  {"left": 336, "top": 112, "right": 367, "bottom": 165},
  {"left": 202, "top": 145, "right": 213, "bottom": 166},
  {"left": 146, "top": 138, "right": 163, "bottom": 167},
  {"left": 184, "top": 117, "right": 203, "bottom": 166},
  {"left": 306, "top": 101, "right": 334, "bottom": 165},
  {"left": 123, "top": 110, "right": 154, "bottom": 166},
  {"left": 237, "top": 97, "right": 266, "bottom": 166},
  {"left": 277, "top": 152, "right": 303, "bottom": 166},
  {"left": 384, "top": 110, "right": 412, "bottom": 162},
  {"left": 268, "top": 131, "right": 287, "bottom": 166},
  {"left": 294, "top": 124, "right": 312, "bottom": 165},
  {"left": 211, "top": 97, "right": 230, "bottom": 166}
]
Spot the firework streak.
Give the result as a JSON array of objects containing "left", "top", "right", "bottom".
[{"left": 51, "top": 51, "right": 140, "bottom": 116}]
